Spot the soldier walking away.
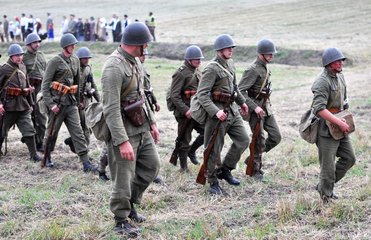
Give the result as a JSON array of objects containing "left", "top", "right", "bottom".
[
  {"left": 64, "top": 47, "right": 100, "bottom": 155},
  {"left": 101, "top": 22, "right": 160, "bottom": 237},
  {"left": 311, "top": 48, "right": 356, "bottom": 203},
  {"left": 23, "top": 33, "right": 48, "bottom": 153},
  {"left": 41, "top": 33, "right": 98, "bottom": 172},
  {"left": 146, "top": 12, "right": 156, "bottom": 41},
  {"left": 238, "top": 39, "right": 281, "bottom": 181},
  {"left": 170, "top": 45, "right": 205, "bottom": 172},
  {"left": 0, "top": 44, "right": 41, "bottom": 161},
  {"left": 197, "top": 34, "right": 250, "bottom": 195}
]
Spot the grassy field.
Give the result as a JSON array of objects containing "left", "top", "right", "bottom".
[{"left": 1, "top": 0, "right": 371, "bottom": 239}]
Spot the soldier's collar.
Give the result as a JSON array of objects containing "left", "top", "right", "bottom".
[{"left": 117, "top": 46, "right": 137, "bottom": 64}]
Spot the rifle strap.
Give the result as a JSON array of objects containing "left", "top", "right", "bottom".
[
  {"left": 121, "top": 61, "right": 136, "bottom": 99},
  {"left": 2, "top": 63, "right": 19, "bottom": 89},
  {"left": 255, "top": 66, "right": 269, "bottom": 100}
]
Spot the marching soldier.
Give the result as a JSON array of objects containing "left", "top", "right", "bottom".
[
  {"left": 312, "top": 48, "right": 356, "bottom": 203},
  {"left": 41, "top": 33, "right": 97, "bottom": 172},
  {"left": 101, "top": 22, "right": 160, "bottom": 236},
  {"left": 64, "top": 47, "right": 100, "bottom": 153},
  {"left": 0, "top": 44, "right": 41, "bottom": 161},
  {"left": 170, "top": 45, "right": 205, "bottom": 172},
  {"left": 23, "top": 33, "right": 47, "bottom": 152},
  {"left": 197, "top": 34, "right": 250, "bottom": 195},
  {"left": 238, "top": 39, "right": 281, "bottom": 181}
]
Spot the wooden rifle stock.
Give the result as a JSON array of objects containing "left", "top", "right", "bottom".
[
  {"left": 169, "top": 118, "right": 191, "bottom": 166},
  {"left": 41, "top": 111, "right": 57, "bottom": 168},
  {"left": 196, "top": 120, "right": 222, "bottom": 185},
  {"left": 246, "top": 120, "right": 261, "bottom": 176}
]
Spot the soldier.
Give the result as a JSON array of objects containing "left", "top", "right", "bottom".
[
  {"left": 238, "top": 39, "right": 281, "bottom": 181},
  {"left": 23, "top": 33, "right": 47, "bottom": 152},
  {"left": 41, "top": 33, "right": 97, "bottom": 172},
  {"left": 64, "top": 47, "right": 100, "bottom": 153},
  {"left": 146, "top": 12, "right": 156, "bottom": 41},
  {"left": 101, "top": 22, "right": 160, "bottom": 236},
  {"left": 197, "top": 34, "right": 250, "bottom": 195},
  {"left": 0, "top": 44, "right": 41, "bottom": 161},
  {"left": 311, "top": 48, "right": 356, "bottom": 203},
  {"left": 170, "top": 45, "right": 205, "bottom": 172}
]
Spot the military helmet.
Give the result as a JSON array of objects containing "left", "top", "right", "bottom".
[
  {"left": 121, "top": 22, "right": 153, "bottom": 45},
  {"left": 60, "top": 33, "right": 78, "bottom": 48},
  {"left": 214, "top": 34, "right": 236, "bottom": 51},
  {"left": 257, "top": 39, "right": 277, "bottom": 55},
  {"left": 76, "top": 47, "right": 92, "bottom": 58},
  {"left": 25, "top": 33, "right": 41, "bottom": 45},
  {"left": 322, "top": 48, "right": 346, "bottom": 67},
  {"left": 184, "top": 45, "right": 204, "bottom": 60},
  {"left": 8, "top": 44, "right": 24, "bottom": 57}
]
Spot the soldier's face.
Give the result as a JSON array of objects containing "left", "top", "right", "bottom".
[
  {"left": 264, "top": 54, "right": 273, "bottom": 62},
  {"left": 189, "top": 59, "right": 201, "bottom": 68},
  {"left": 329, "top": 60, "right": 344, "bottom": 73},
  {"left": 30, "top": 42, "right": 40, "bottom": 51},
  {"left": 221, "top": 47, "right": 233, "bottom": 59},
  {"left": 63, "top": 44, "right": 75, "bottom": 55},
  {"left": 10, "top": 54, "right": 23, "bottom": 64},
  {"left": 80, "top": 58, "right": 89, "bottom": 66}
]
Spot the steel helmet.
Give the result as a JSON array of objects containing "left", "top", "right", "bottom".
[
  {"left": 121, "top": 22, "right": 153, "bottom": 45},
  {"left": 257, "top": 39, "right": 277, "bottom": 55},
  {"left": 322, "top": 48, "right": 346, "bottom": 67},
  {"left": 25, "top": 33, "right": 41, "bottom": 45},
  {"left": 60, "top": 33, "right": 78, "bottom": 48},
  {"left": 8, "top": 44, "right": 24, "bottom": 57},
  {"left": 214, "top": 34, "right": 236, "bottom": 51},
  {"left": 184, "top": 45, "right": 204, "bottom": 60},
  {"left": 76, "top": 47, "right": 92, "bottom": 58}
]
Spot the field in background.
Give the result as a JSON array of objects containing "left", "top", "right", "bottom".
[{"left": 0, "top": 0, "right": 370, "bottom": 239}]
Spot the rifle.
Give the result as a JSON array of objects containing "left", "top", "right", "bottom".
[
  {"left": 196, "top": 92, "right": 236, "bottom": 185},
  {"left": 245, "top": 83, "right": 271, "bottom": 176},
  {"left": 144, "top": 89, "right": 154, "bottom": 112},
  {"left": 169, "top": 117, "right": 191, "bottom": 166}
]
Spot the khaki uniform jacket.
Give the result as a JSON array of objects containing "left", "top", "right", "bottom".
[
  {"left": 238, "top": 58, "right": 273, "bottom": 116},
  {"left": 0, "top": 59, "right": 32, "bottom": 111},
  {"left": 41, "top": 53, "right": 80, "bottom": 108},
  {"left": 170, "top": 60, "right": 201, "bottom": 117},
  {"left": 80, "top": 64, "right": 100, "bottom": 106},
  {"left": 23, "top": 50, "right": 46, "bottom": 81},
  {"left": 101, "top": 47, "right": 155, "bottom": 146},
  {"left": 311, "top": 67, "right": 347, "bottom": 138},
  {"left": 142, "top": 65, "right": 158, "bottom": 105},
  {"left": 197, "top": 55, "right": 245, "bottom": 119}
]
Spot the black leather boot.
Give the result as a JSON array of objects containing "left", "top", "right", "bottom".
[
  {"left": 64, "top": 137, "right": 76, "bottom": 153},
  {"left": 23, "top": 136, "right": 41, "bottom": 162},
  {"left": 128, "top": 202, "right": 146, "bottom": 223},
  {"left": 114, "top": 220, "right": 141, "bottom": 237},
  {"left": 216, "top": 166, "right": 240, "bottom": 186},
  {"left": 188, "top": 135, "right": 203, "bottom": 165}
]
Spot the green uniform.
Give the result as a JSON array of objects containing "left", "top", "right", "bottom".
[
  {"left": 142, "top": 65, "right": 158, "bottom": 111},
  {"left": 0, "top": 59, "right": 38, "bottom": 158},
  {"left": 238, "top": 58, "right": 281, "bottom": 173},
  {"left": 23, "top": 49, "right": 47, "bottom": 148},
  {"left": 41, "top": 53, "right": 90, "bottom": 163},
  {"left": 170, "top": 61, "right": 204, "bottom": 167},
  {"left": 311, "top": 67, "right": 356, "bottom": 198},
  {"left": 197, "top": 55, "right": 250, "bottom": 184},
  {"left": 101, "top": 47, "right": 160, "bottom": 223}
]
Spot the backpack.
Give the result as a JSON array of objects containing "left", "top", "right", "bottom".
[
  {"left": 166, "top": 87, "right": 175, "bottom": 111},
  {"left": 85, "top": 102, "right": 111, "bottom": 142}
]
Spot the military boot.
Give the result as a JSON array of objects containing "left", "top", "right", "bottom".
[
  {"left": 188, "top": 135, "right": 203, "bottom": 165},
  {"left": 64, "top": 137, "right": 76, "bottom": 153},
  {"left": 83, "top": 161, "right": 98, "bottom": 173},
  {"left": 114, "top": 220, "right": 141, "bottom": 237},
  {"left": 216, "top": 166, "right": 240, "bottom": 186},
  {"left": 208, "top": 182, "right": 228, "bottom": 196},
  {"left": 99, "top": 171, "right": 110, "bottom": 181},
  {"left": 128, "top": 202, "right": 146, "bottom": 223},
  {"left": 153, "top": 175, "right": 162, "bottom": 184},
  {"left": 23, "top": 136, "right": 41, "bottom": 162}
]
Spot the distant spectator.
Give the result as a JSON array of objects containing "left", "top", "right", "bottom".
[
  {"left": 84, "top": 18, "right": 90, "bottom": 41},
  {"left": 20, "top": 13, "right": 28, "bottom": 41},
  {"left": 75, "top": 17, "right": 84, "bottom": 41},
  {"left": 146, "top": 12, "right": 156, "bottom": 41},
  {"left": 67, "top": 14, "right": 77, "bottom": 37},
  {"left": 108, "top": 13, "right": 121, "bottom": 42},
  {"left": 25, "top": 14, "right": 35, "bottom": 36},
  {"left": 97, "top": 17, "right": 107, "bottom": 42},
  {"left": 8, "top": 21, "right": 14, "bottom": 41},
  {"left": 46, "top": 12, "right": 54, "bottom": 41},
  {"left": 14, "top": 16, "right": 22, "bottom": 42},
  {"left": 3, "top": 15, "right": 9, "bottom": 42},
  {"left": 61, "top": 15, "right": 69, "bottom": 34},
  {"left": 0, "top": 22, "right": 4, "bottom": 42},
  {"left": 122, "top": 14, "right": 130, "bottom": 30},
  {"left": 89, "top": 16, "right": 96, "bottom": 41}
]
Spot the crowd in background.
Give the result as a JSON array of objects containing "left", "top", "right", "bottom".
[{"left": 0, "top": 12, "right": 156, "bottom": 43}]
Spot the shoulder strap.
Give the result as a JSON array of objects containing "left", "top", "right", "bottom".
[
  {"left": 56, "top": 55, "right": 74, "bottom": 78},
  {"left": 121, "top": 61, "right": 136, "bottom": 99},
  {"left": 256, "top": 67, "right": 269, "bottom": 99},
  {"left": 209, "top": 61, "right": 234, "bottom": 79},
  {"left": 2, "top": 63, "right": 19, "bottom": 88}
]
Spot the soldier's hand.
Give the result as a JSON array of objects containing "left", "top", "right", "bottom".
[
  {"left": 154, "top": 103, "right": 160, "bottom": 112},
  {"left": 338, "top": 119, "right": 350, "bottom": 133},
  {"left": 254, "top": 106, "right": 265, "bottom": 119},
  {"left": 185, "top": 110, "right": 192, "bottom": 119},
  {"left": 240, "top": 103, "right": 249, "bottom": 116},
  {"left": 51, "top": 104, "right": 60, "bottom": 114},
  {"left": 216, "top": 110, "right": 227, "bottom": 121},
  {"left": 150, "top": 123, "right": 160, "bottom": 144},
  {"left": 119, "top": 141, "right": 135, "bottom": 161},
  {"left": 0, "top": 104, "right": 5, "bottom": 115}
]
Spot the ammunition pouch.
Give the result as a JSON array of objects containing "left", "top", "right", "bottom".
[
  {"left": 29, "top": 77, "right": 42, "bottom": 86},
  {"left": 212, "top": 91, "right": 233, "bottom": 104},
  {"left": 328, "top": 107, "right": 341, "bottom": 114},
  {"left": 6, "top": 87, "right": 33, "bottom": 97},
  {"left": 51, "top": 81, "right": 78, "bottom": 95},
  {"left": 247, "top": 89, "right": 271, "bottom": 100},
  {"left": 122, "top": 97, "right": 145, "bottom": 127},
  {"left": 184, "top": 89, "right": 197, "bottom": 99}
]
